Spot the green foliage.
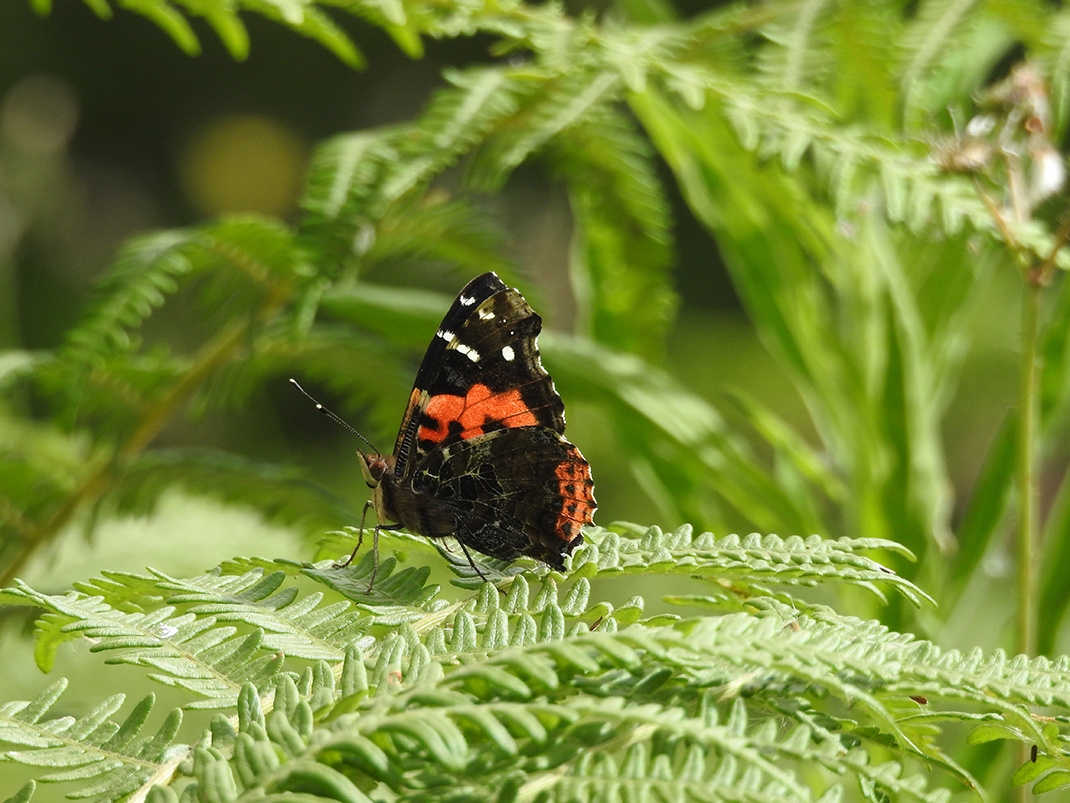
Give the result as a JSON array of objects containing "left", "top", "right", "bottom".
[
  {"left": 8, "top": 0, "right": 1070, "bottom": 798},
  {"left": 0, "top": 680, "right": 182, "bottom": 800},
  {"left": 1, "top": 523, "right": 1061, "bottom": 802}
]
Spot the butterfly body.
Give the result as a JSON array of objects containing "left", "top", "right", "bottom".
[{"left": 358, "top": 272, "right": 595, "bottom": 571}]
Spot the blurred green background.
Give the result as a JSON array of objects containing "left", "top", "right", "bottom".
[
  {"left": 0, "top": 0, "right": 1028, "bottom": 672},
  {"left": 0, "top": 0, "right": 763, "bottom": 582},
  {"left": 2, "top": 0, "right": 1063, "bottom": 796}
]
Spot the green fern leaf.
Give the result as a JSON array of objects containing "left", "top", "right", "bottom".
[
  {"left": 361, "top": 196, "right": 512, "bottom": 278},
  {"left": 154, "top": 567, "right": 373, "bottom": 661},
  {"left": 568, "top": 525, "right": 932, "bottom": 605},
  {"left": 190, "top": 2, "right": 250, "bottom": 60},
  {"left": 555, "top": 106, "right": 676, "bottom": 359},
  {"left": 0, "top": 681, "right": 184, "bottom": 800},
  {"left": 169, "top": 614, "right": 970, "bottom": 801},
  {"left": 64, "top": 231, "right": 197, "bottom": 362},
  {"left": 469, "top": 67, "right": 623, "bottom": 190},
  {"left": 5, "top": 541, "right": 1065, "bottom": 799},
  {"left": 2, "top": 781, "right": 35, "bottom": 803},
  {"left": 269, "top": 4, "right": 366, "bottom": 68},
  {"left": 1, "top": 581, "right": 286, "bottom": 708}
]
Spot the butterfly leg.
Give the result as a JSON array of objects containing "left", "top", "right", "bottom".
[
  {"left": 365, "top": 522, "right": 404, "bottom": 592},
  {"left": 456, "top": 539, "right": 489, "bottom": 583},
  {"left": 336, "top": 502, "right": 403, "bottom": 591},
  {"left": 335, "top": 500, "right": 374, "bottom": 569}
]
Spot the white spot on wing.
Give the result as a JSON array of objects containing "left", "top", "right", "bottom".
[
  {"left": 478, "top": 308, "right": 495, "bottom": 320},
  {"left": 502, "top": 345, "right": 515, "bottom": 361},
  {"left": 460, "top": 294, "right": 477, "bottom": 306},
  {"left": 437, "top": 329, "right": 455, "bottom": 343},
  {"left": 456, "top": 343, "right": 481, "bottom": 362}
]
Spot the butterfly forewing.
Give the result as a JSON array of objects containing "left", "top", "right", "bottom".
[
  {"left": 391, "top": 273, "right": 508, "bottom": 474},
  {"left": 394, "top": 278, "right": 565, "bottom": 476}
]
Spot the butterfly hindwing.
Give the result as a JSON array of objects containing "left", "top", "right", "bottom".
[{"left": 412, "top": 427, "right": 594, "bottom": 567}]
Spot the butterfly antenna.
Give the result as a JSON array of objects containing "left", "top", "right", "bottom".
[{"left": 289, "top": 378, "right": 379, "bottom": 453}]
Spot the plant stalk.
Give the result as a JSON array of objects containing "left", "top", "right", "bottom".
[
  {"left": 1014, "top": 275, "right": 1042, "bottom": 803},
  {"left": 0, "top": 285, "right": 289, "bottom": 589},
  {"left": 1017, "top": 279, "right": 1040, "bottom": 659}
]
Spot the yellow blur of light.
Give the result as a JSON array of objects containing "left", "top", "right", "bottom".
[
  {"left": 179, "top": 114, "right": 306, "bottom": 218},
  {"left": 1, "top": 74, "right": 79, "bottom": 154}
]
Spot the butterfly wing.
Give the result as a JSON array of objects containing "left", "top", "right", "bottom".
[
  {"left": 412, "top": 427, "right": 595, "bottom": 568},
  {"left": 391, "top": 272, "right": 565, "bottom": 478}
]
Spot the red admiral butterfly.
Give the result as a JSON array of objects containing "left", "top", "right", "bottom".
[{"left": 296, "top": 272, "right": 596, "bottom": 582}]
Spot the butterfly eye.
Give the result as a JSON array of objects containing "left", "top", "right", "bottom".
[{"left": 360, "top": 454, "right": 389, "bottom": 488}]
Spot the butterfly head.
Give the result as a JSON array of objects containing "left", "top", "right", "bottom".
[{"left": 358, "top": 451, "right": 394, "bottom": 489}]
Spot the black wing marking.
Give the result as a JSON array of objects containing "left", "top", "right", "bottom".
[{"left": 410, "top": 272, "right": 508, "bottom": 398}]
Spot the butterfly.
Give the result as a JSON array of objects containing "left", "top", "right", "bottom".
[{"left": 305, "top": 272, "right": 596, "bottom": 583}]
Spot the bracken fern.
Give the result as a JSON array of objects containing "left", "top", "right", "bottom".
[
  {"left": 9, "top": 0, "right": 1070, "bottom": 798},
  {"left": 6, "top": 523, "right": 1070, "bottom": 801}
]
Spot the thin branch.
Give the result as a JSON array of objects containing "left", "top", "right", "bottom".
[{"left": 0, "top": 287, "right": 291, "bottom": 588}]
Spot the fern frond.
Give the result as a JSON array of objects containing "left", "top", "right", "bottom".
[
  {"left": 213, "top": 549, "right": 452, "bottom": 619},
  {"left": 63, "top": 230, "right": 197, "bottom": 363},
  {"left": 597, "top": 36, "right": 1066, "bottom": 261},
  {"left": 547, "top": 704, "right": 953, "bottom": 803},
  {"left": 1, "top": 581, "right": 287, "bottom": 708},
  {"left": 50, "top": 0, "right": 362, "bottom": 65},
  {"left": 168, "top": 610, "right": 985, "bottom": 802},
  {"left": 3, "top": 781, "right": 34, "bottom": 803},
  {"left": 300, "top": 66, "right": 531, "bottom": 222},
  {"left": 362, "top": 195, "right": 513, "bottom": 279},
  {"left": 151, "top": 568, "right": 373, "bottom": 661},
  {"left": 5, "top": 557, "right": 442, "bottom": 700},
  {"left": 205, "top": 318, "right": 414, "bottom": 441},
  {"left": 43, "top": 217, "right": 302, "bottom": 428},
  {"left": 316, "top": 517, "right": 925, "bottom": 606},
  {"left": 299, "top": 65, "right": 555, "bottom": 274},
  {"left": 256, "top": 2, "right": 364, "bottom": 67},
  {"left": 757, "top": 0, "right": 902, "bottom": 125},
  {"left": 0, "top": 680, "right": 184, "bottom": 801},
  {"left": 554, "top": 106, "right": 676, "bottom": 358},
  {"left": 712, "top": 85, "right": 988, "bottom": 234},
  {"left": 756, "top": 0, "right": 837, "bottom": 94},
  {"left": 3, "top": 519, "right": 922, "bottom": 708},
  {"left": 9, "top": 537, "right": 1070, "bottom": 799},
  {"left": 569, "top": 525, "right": 930, "bottom": 606},
  {"left": 300, "top": 128, "right": 400, "bottom": 228},
  {"left": 898, "top": 0, "right": 985, "bottom": 123}
]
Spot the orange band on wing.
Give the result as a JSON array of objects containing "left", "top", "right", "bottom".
[
  {"left": 553, "top": 447, "right": 595, "bottom": 542},
  {"left": 419, "top": 383, "right": 538, "bottom": 444}
]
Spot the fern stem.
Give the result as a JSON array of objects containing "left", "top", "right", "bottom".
[
  {"left": 1012, "top": 216, "right": 1070, "bottom": 667},
  {"left": 1016, "top": 278, "right": 1040, "bottom": 661},
  {"left": 1013, "top": 260, "right": 1043, "bottom": 803},
  {"left": 0, "top": 296, "right": 287, "bottom": 589}
]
